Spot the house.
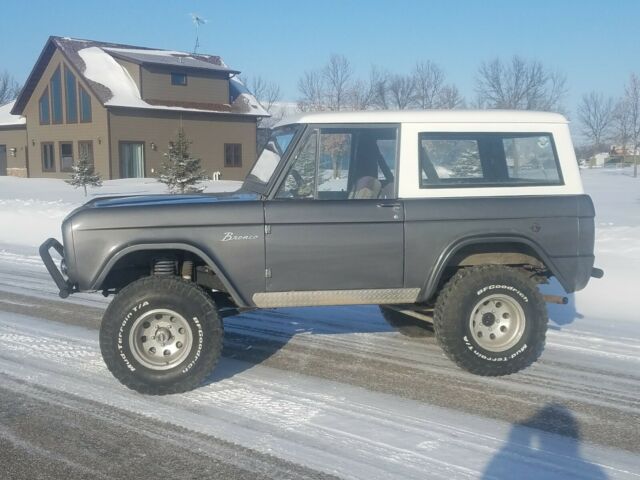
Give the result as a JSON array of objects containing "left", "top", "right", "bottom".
[
  {"left": 2, "top": 36, "right": 268, "bottom": 180},
  {"left": 0, "top": 101, "right": 28, "bottom": 177}
]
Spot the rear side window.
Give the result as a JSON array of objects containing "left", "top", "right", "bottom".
[{"left": 419, "top": 132, "right": 562, "bottom": 188}]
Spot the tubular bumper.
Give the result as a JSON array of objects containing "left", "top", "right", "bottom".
[{"left": 39, "top": 238, "right": 75, "bottom": 298}]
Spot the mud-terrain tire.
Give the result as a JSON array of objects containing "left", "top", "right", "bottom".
[
  {"left": 433, "top": 265, "right": 547, "bottom": 376},
  {"left": 379, "top": 306, "right": 434, "bottom": 338},
  {"left": 100, "top": 276, "right": 223, "bottom": 395}
]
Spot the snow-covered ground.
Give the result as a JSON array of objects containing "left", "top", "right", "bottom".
[
  {"left": 0, "top": 168, "right": 639, "bottom": 478},
  {"left": 0, "top": 176, "right": 241, "bottom": 247}
]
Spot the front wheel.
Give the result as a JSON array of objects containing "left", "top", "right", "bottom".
[
  {"left": 433, "top": 265, "right": 547, "bottom": 376},
  {"left": 99, "top": 276, "right": 223, "bottom": 395}
]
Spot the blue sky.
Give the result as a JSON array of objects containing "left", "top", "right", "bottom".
[{"left": 0, "top": 0, "right": 638, "bottom": 116}]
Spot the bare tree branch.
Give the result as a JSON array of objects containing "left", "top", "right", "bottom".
[
  {"left": 623, "top": 73, "right": 640, "bottom": 176},
  {"left": 613, "top": 99, "right": 633, "bottom": 154},
  {"left": 297, "top": 69, "right": 325, "bottom": 112},
  {"left": 475, "top": 56, "right": 566, "bottom": 111},
  {"left": 412, "top": 61, "right": 444, "bottom": 109},
  {"left": 323, "top": 54, "right": 352, "bottom": 111},
  {"left": 577, "top": 91, "right": 614, "bottom": 149},
  {"left": 387, "top": 74, "right": 415, "bottom": 110},
  {"left": 0, "top": 71, "right": 21, "bottom": 105},
  {"left": 436, "top": 84, "right": 465, "bottom": 109}
]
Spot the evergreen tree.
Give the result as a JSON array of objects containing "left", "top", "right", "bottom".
[
  {"left": 158, "top": 129, "right": 208, "bottom": 194},
  {"left": 65, "top": 152, "right": 102, "bottom": 196}
]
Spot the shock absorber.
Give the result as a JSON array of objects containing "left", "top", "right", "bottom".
[{"left": 181, "top": 260, "right": 194, "bottom": 280}]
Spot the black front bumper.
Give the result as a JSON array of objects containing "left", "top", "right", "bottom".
[{"left": 39, "top": 238, "right": 75, "bottom": 298}]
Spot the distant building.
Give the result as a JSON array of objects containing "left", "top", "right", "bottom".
[
  {"left": 1, "top": 36, "right": 268, "bottom": 180},
  {"left": 0, "top": 101, "right": 27, "bottom": 176}
]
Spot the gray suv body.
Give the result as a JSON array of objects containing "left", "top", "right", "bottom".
[{"left": 41, "top": 110, "right": 602, "bottom": 394}]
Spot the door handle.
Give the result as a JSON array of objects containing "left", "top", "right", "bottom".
[{"left": 376, "top": 203, "right": 401, "bottom": 208}]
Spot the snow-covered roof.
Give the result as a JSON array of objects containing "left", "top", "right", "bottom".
[
  {"left": 11, "top": 36, "right": 268, "bottom": 118},
  {"left": 104, "top": 47, "right": 238, "bottom": 74},
  {"left": 277, "top": 110, "right": 568, "bottom": 127},
  {"left": 0, "top": 101, "right": 26, "bottom": 127}
]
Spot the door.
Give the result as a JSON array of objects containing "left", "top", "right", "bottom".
[
  {"left": 264, "top": 125, "right": 404, "bottom": 293},
  {"left": 120, "top": 142, "right": 145, "bottom": 178},
  {"left": 0, "top": 145, "right": 6, "bottom": 176}
]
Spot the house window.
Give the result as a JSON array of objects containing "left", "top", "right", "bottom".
[
  {"left": 39, "top": 87, "right": 50, "bottom": 125},
  {"left": 171, "top": 72, "right": 187, "bottom": 86},
  {"left": 50, "top": 66, "right": 63, "bottom": 124},
  {"left": 64, "top": 66, "right": 78, "bottom": 123},
  {"left": 79, "top": 86, "right": 92, "bottom": 122},
  {"left": 224, "top": 143, "right": 242, "bottom": 167},
  {"left": 78, "top": 141, "right": 94, "bottom": 165},
  {"left": 41, "top": 143, "right": 55, "bottom": 172},
  {"left": 60, "top": 142, "right": 74, "bottom": 172}
]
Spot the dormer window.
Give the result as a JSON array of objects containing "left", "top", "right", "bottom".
[{"left": 171, "top": 72, "right": 187, "bottom": 86}]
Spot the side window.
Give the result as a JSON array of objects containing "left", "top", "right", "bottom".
[
  {"left": 419, "top": 132, "right": 562, "bottom": 187},
  {"left": 276, "top": 126, "right": 398, "bottom": 200},
  {"left": 317, "top": 132, "right": 352, "bottom": 196},
  {"left": 420, "top": 138, "right": 483, "bottom": 182},
  {"left": 503, "top": 135, "right": 560, "bottom": 183},
  {"left": 276, "top": 130, "right": 318, "bottom": 199}
]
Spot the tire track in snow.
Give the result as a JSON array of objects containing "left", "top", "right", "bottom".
[{"left": 0, "top": 313, "right": 639, "bottom": 479}]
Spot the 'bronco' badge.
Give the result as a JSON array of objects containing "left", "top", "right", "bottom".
[{"left": 221, "top": 232, "right": 259, "bottom": 242}]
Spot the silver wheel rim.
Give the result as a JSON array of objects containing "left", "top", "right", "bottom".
[
  {"left": 469, "top": 294, "right": 526, "bottom": 352},
  {"left": 129, "top": 309, "right": 193, "bottom": 370}
]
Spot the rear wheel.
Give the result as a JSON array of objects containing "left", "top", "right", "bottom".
[
  {"left": 99, "top": 276, "right": 223, "bottom": 395},
  {"left": 433, "top": 265, "right": 547, "bottom": 376}
]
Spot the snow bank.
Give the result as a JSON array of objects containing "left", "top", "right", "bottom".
[{"left": 0, "top": 177, "right": 240, "bottom": 247}]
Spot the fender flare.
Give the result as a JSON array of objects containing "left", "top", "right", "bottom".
[
  {"left": 90, "top": 242, "right": 246, "bottom": 306},
  {"left": 418, "top": 234, "right": 568, "bottom": 302}
]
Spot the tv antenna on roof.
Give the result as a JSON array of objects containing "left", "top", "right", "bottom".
[{"left": 190, "top": 13, "right": 207, "bottom": 54}]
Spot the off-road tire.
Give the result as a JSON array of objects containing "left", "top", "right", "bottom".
[
  {"left": 100, "top": 276, "right": 223, "bottom": 395},
  {"left": 379, "top": 306, "right": 434, "bottom": 338},
  {"left": 433, "top": 265, "right": 547, "bottom": 376}
]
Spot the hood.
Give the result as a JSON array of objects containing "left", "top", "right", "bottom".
[{"left": 87, "top": 190, "right": 259, "bottom": 209}]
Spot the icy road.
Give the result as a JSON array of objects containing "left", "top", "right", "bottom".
[{"left": 0, "top": 168, "right": 639, "bottom": 479}]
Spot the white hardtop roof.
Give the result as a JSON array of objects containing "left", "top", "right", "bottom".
[{"left": 276, "top": 110, "right": 568, "bottom": 127}]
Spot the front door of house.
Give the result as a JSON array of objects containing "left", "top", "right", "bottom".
[
  {"left": 120, "top": 142, "right": 145, "bottom": 178},
  {"left": 0, "top": 145, "right": 7, "bottom": 176}
]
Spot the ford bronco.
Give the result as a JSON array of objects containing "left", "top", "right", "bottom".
[{"left": 40, "top": 110, "right": 603, "bottom": 394}]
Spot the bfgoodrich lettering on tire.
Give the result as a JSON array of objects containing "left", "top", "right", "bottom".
[
  {"left": 433, "top": 265, "right": 547, "bottom": 376},
  {"left": 99, "top": 276, "right": 223, "bottom": 395}
]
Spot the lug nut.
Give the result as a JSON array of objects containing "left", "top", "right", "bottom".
[
  {"left": 490, "top": 333, "right": 496, "bottom": 340},
  {"left": 163, "top": 349, "right": 171, "bottom": 356},
  {"left": 500, "top": 326, "right": 507, "bottom": 332},
  {"left": 477, "top": 331, "right": 483, "bottom": 337},
  {"left": 502, "top": 313, "right": 510, "bottom": 319},
  {"left": 170, "top": 317, "right": 175, "bottom": 322},
  {"left": 141, "top": 336, "right": 147, "bottom": 343},
  {"left": 142, "top": 321, "right": 150, "bottom": 329},
  {"left": 149, "top": 347, "right": 156, "bottom": 354},
  {"left": 495, "top": 302, "right": 502, "bottom": 308},
  {"left": 176, "top": 341, "right": 183, "bottom": 349},
  {"left": 178, "top": 327, "right": 185, "bottom": 334},
  {"left": 155, "top": 314, "right": 162, "bottom": 320}
]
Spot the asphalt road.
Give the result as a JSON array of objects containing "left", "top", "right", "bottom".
[{"left": 0, "top": 255, "right": 639, "bottom": 479}]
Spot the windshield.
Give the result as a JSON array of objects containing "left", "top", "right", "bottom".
[{"left": 244, "top": 125, "right": 301, "bottom": 189}]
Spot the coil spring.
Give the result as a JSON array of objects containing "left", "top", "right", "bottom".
[{"left": 153, "top": 259, "right": 176, "bottom": 276}]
